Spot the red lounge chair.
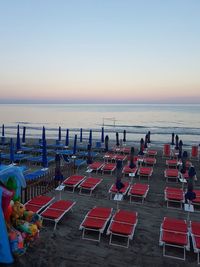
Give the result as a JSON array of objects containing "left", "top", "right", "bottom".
[
  {"left": 122, "top": 147, "right": 131, "bottom": 154},
  {"left": 138, "top": 167, "right": 153, "bottom": 180},
  {"left": 63, "top": 175, "right": 85, "bottom": 193},
  {"left": 88, "top": 162, "right": 105, "bottom": 173},
  {"left": 159, "top": 217, "right": 189, "bottom": 260},
  {"left": 122, "top": 166, "right": 137, "bottom": 177},
  {"left": 164, "top": 187, "right": 184, "bottom": 209},
  {"left": 128, "top": 183, "right": 149, "bottom": 203},
  {"left": 24, "top": 195, "right": 55, "bottom": 213},
  {"left": 107, "top": 210, "right": 138, "bottom": 248},
  {"left": 109, "top": 181, "right": 130, "bottom": 200},
  {"left": 190, "top": 145, "right": 199, "bottom": 161},
  {"left": 101, "top": 163, "right": 116, "bottom": 175},
  {"left": 103, "top": 152, "right": 114, "bottom": 162},
  {"left": 112, "top": 154, "right": 127, "bottom": 162},
  {"left": 40, "top": 200, "right": 76, "bottom": 230},
  {"left": 189, "top": 221, "right": 200, "bottom": 264},
  {"left": 192, "top": 190, "right": 200, "bottom": 210},
  {"left": 146, "top": 149, "right": 157, "bottom": 157},
  {"left": 79, "top": 206, "right": 113, "bottom": 242},
  {"left": 143, "top": 157, "right": 156, "bottom": 166},
  {"left": 162, "top": 144, "right": 171, "bottom": 158},
  {"left": 164, "top": 169, "right": 179, "bottom": 182},
  {"left": 78, "top": 177, "right": 102, "bottom": 196},
  {"left": 166, "top": 159, "right": 178, "bottom": 168}
]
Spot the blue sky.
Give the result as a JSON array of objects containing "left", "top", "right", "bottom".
[{"left": 0, "top": 0, "right": 200, "bottom": 103}]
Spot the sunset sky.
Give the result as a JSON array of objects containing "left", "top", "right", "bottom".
[{"left": 0, "top": 0, "right": 200, "bottom": 104}]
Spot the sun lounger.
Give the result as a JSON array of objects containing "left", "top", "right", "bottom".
[
  {"left": 164, "top": 187, "right": 184, "bottom": 209},
  {"left": 87, "top": 162, "right": 105, "bottom": 173},
  {"left": 164, "top": 169, "right": 179, "bottom": 182},
  {"left": 106, "top": 210, "right": 138, "bottom": 248},
  {"left": 166, "top": 159, "right": 178, "bottom": 168},
  {"left": 78, "top": 177, "right": 103, "bottom": 196},
  {"left": 192, "top": 190, "right": 200, "bottom": 211},
  {"left": 24, "top": 168, "right": 49, "bottom": 181},
  {"left": 63, "top": 175, "right": 86, "bottom": 193},
  {"left": 189, "top": 221, "right": 200, "bottom": 264},
  {"left": 109, "top": 181, "right": 130, "bottom": 200},
  {"left": 162, "top": 144, "right": 171, "bottom": 158},
  {"left": 138, "top": 167, "right": 153, "bottom": 180},
  {"left": 101, "top": 163, "right": 116, "bottom": 175},
  {"left": 40, "top": 200, "right": 76, "bottom": 230},
  {"left": 79, "top": 206, "right": 113, "bottom": 242},
  {"left": 143, "top": 157, "right": 156, "bottom": 166},
  {"left": 190, "top": 145, "right": 199, "bottom": 161},
  {"left": 122, "top": 166, "right": 137, "bottom": 177},
  {"left": 112, "top": 154, "right": 127, "bottom": 162},
  {"left": 146, "top": 149, "right": 157, "bottom": 157},
  {"left": 27, "top": 156, "right": 54, "bottom": 165},
  {"left": 24, "top": 195, "right": 55, "bottom": 213},
  {"left": 103, "top": 152, "right": 114, "bottom": 162},
  {"left": 128, "top": 183, "right": 149, "bottom": 203},
  {"left": 159, "top": 217, "right": 190, "bottom": 260}
]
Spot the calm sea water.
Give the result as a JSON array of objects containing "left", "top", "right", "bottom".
[{"left": 0, "top": 104, "right": 200, "bottom": 147}]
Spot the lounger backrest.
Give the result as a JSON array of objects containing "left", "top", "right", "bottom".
[
  {"left": 163, "top": 144, "right": 171, "bottom": 156},
  {"left": 191, "top": 145, "right": 199, "bottom": 157}
]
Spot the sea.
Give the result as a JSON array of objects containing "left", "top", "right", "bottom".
[{"left": 0, "top": 104, "right": 200, "bottom": 148}]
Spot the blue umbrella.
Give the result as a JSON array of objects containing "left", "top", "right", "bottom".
[
  {"left": 80, "top": 128, "right": 83, "bottom": 143},
  {"left": 22, "top": 126, "right": 26, "bottom": 144},
  {"left": 101, "top": 127, "right": 104, "bottom": 143},
  {"left": 65, "top": 129, "right": 69, "bottom": 147},
  {"left": 73, "top": 134, "right": 77, "bottom": 155},
  {"left": 175, "top": 135, "right": 179, "bottom": 150},
  {"left": 58, "top": 126, "right": 61, "bottom": 142},
  {"left": 115, "top": 160, "right": 124, "bottom": 191},
  {"left": 42, "top": 139, "right": 48, "bottom": 168},
  {"left": 42, "top": 126, "right": 46, "bottom": 145},
  {"left": 0, "top": 151, "right": 1, "bottom": 165},
  {"left": 16, "top": 125, "right": 21, "bottom": 151},
  {"left": 87, "top": 144, "right": 93, "bottom": 164},
  {"left": 10, "top": 138, "right": 14, "bottom": 164},
  {"left": 144, "top": 134, "right": 148, "bottom": 149},
  {"left": 105, "top": 135, "right": 109, "bottom": 152},
  {"left": 89, "top": 130, "right": 92, "bottom": 147},
  {"left": 138, "top": 138, "right": 144, "bottom": 155},
  {"left": 171, "top": 132, "right": 175, "bottom": 145}
]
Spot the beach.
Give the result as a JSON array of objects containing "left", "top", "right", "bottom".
[{"left": 1, "top": 143, "right": 199, "bottom": 267}]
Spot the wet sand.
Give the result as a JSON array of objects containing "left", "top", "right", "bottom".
[{"left": 4, "top": 145, "right": 200, "bottom": 267}]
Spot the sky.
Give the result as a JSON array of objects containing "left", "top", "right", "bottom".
[{"left": 0, "top": 0, "right": 200, "bottom": 104}]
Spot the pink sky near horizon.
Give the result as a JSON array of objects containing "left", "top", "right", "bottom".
[{"left": 0, "top": 1, "right": 200, "bottom": 104}]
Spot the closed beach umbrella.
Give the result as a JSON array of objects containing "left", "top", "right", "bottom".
[
  {"left": 180, "top": 151, "right": 188, "bottom": 174},
  {"left": 16, "top": 125, "right": 21, "bottom": 151},
  {"left": 115, "top": 160, "right": 124, "bottom": 191},
  {"left": 89, "top": 130, "right": 92, "bottom": 147},
  {"left": 175, "top": 135, "right": 179, "bottom": 150},
  {"left": 129, "top": 147, "right": 136, "bottom": 169},
  {"left": 22, "top": 126, "right": 26, "bottom": 144},
  {"left": 101, "top": 127, "right": 104, "bottom": 143},
  {"left": 178, "top": 140, "right": 183, "bottom": 159},
  {"left": 144, "top": 134, "right": 148, "bottom": 149},
  {"left": 80, "top": 128, "right": 83, "bottom": 143},
  {"left": 147, "top": 131, "right": 151, "bottom": 143},
  {"left": 65, "top": 129, "right": 69, "bottom": 147},
  {"left": 123, "top": 130, "right": 126, "bottom": 143},
  {"left": 42, "top": 139, "right": 48, "bottom": 168},
  {"left": 42, "top": 126, "right": 46, "bottom": 145},
  {"left": 73, "top": 134, "right": 77, "bottom": 155},
  {"left": 58, "top": 126, "right": 61, "bottom": 142},
  {"left": 171, "top": 133, "right": 175, "bottom": 145},
  {"left": 116, "top": 132, "right": 119, "bottom": 147},
  {"left": 10, "top": 138, "right": 14, "bottom": 164},
  {"left": 0, "top": 151, "right": 1, "bottom": 165},
  {"left": 87, "top": 144, "right": 93, "bottom": 165},
  {"left": 105, "top": 135, "right": 109, "bottom": 152},
  {"left": 138, "top": 138, "right": 144, "bottom": 155}
]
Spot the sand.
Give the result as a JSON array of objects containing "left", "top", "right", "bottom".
[{"left": 2, "top": 145, "right": 200, "bottom": 267}]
